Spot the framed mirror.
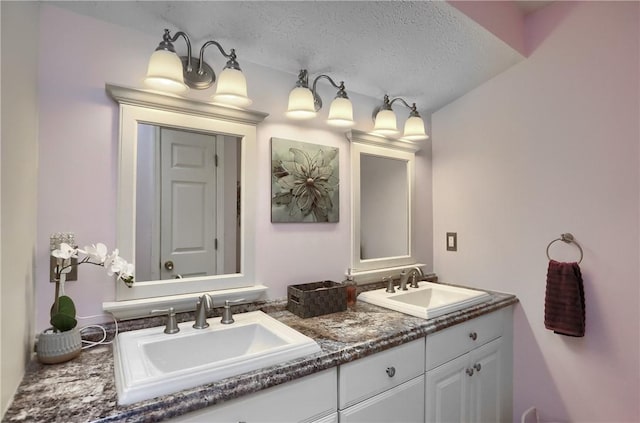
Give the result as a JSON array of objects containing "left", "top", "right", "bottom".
[
  {"left": 106, "top": 85, "right": 267, "bottom": 302},
  {"left": 350, "top": 130, "right": 420, "bottom": 277}
]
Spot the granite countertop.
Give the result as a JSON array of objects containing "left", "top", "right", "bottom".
[{"left": 3, "top": 287, "right": 517, "bottom": 423}]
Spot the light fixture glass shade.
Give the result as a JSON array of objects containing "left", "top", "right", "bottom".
[
  {"left": 144, "top": 50, "right": 188, "bottom": 93},
  {"left": 373, "top": 109, "right": 399, "bottom": 135},
  {"left": 402, "top": 115, "right": 429, "bottom": 141},
  {"left": 212, "top": 68, "right": 252, "bottom": 107},
  {"left": 326, "top": 97, "right": 354, "bottom": 127},
  {"left": 286, "top": 87, "right": 317, "bottom": 119}
]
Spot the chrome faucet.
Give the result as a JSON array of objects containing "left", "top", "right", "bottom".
[
  {"left": 399, "top": 270, "right": 410, "bottom": 291},
  {"left": 193, "top": 294, "right": 214, "bottom": 329},
  {"left": 408, "top": 266, "right": 424, "bottom": 288}
]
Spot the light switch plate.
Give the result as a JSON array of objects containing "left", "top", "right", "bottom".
[{"left": 446, "top": 232, "right": 457, "bottom": 251}]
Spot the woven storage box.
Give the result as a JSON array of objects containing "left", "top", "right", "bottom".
[{"left": 287, "top": 280, "right": 347, "bottom": 318}]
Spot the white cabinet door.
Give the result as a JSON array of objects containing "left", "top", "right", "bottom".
[
  {"left": 425, "top": 354, "right": 469, "bottom": 423},
  {"left": 469, "top": 338, "right": 503, "bottom": 423},
  {"left": 340, "top": 375, "right": 424, "bottom": 423},
  {"left": 426, "top": 337, "right": 505, "bottom": 423}
]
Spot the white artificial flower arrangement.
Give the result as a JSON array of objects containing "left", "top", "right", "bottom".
[{"left": 50, "top": 242, "right": 134, "bottom": 332}]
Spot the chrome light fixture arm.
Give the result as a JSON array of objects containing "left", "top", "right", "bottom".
[
  {"left": 389, "top": 96, "right": 418, "bottom": 114},
  {"left": 390, "top": 97, "right": 423, "bottom": 123},
  {"left": 199, "top": 40, "right": 241, "bottom": 72},
  {"left": 311, "top": 74, "right": 348, "bottom": 112}
]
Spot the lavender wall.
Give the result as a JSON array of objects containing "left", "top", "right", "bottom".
[
  {"left": 432, "top": 2, "right": 639, "bottom": 422},
  {"left": 35, "top": 5, "right": 434, "bottom": 331}
]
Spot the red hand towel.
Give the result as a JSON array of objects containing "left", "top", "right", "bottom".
[{"left": 544, "top": 260, "right": 585, "bottom": 337}]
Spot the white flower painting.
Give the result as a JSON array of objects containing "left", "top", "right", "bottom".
[{"left": 271, "top": 137, "right": 339, "bottom": 223}]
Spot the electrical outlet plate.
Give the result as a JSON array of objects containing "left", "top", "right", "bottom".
[
  {"left": 49, "top": 232, "right": 78, "bottom": 282},
  {"left": 50, "top": 258, "right": 78, "bottom": 282}
]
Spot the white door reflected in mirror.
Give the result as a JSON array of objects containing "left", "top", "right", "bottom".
[{"left": 136, "top": 125, "right": 241, "bottom": 282}]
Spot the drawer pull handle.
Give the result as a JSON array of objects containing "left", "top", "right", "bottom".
[
  {"left": 469, "top": 331, "right": 478, "bottom": 341},
  {"left": 474, "top": 363, "right": 482, "bottom": 372},
  {"left": 466, "top": 367, "right": 474, "bottom": 376},
  {"left": 386, "top": 366, "right": 396, "bottom": 377}
]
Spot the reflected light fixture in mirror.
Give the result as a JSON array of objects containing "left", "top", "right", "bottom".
[
  {"left": 286, "top": 69, "right": 354, "bottom": 127},
  {"left": 372, "top": 95, "right": 429, "bottom": 141},
  {"left": 144, "top": 29, "right": 252, "bottom": 107}
]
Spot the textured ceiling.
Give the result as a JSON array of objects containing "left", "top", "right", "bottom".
[{"left": 52, "top": 1, "right": 526, "bottom": 113}]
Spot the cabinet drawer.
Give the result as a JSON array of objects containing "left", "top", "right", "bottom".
[
  {"left": 339, "top": 338, "right": 425, "bottom": 409},
  {"left": 339, "top": 375, "right": 424, "bottom": 423},
  {"left": 171, "top": 368, "right": 337, "bottom": 422},
  {"left": 426, "top": 309, "right": 504, "bottom": 371}
]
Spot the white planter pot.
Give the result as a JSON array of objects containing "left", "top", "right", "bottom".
[{"left": 36, "top": 327, "right": 82, "bottom": 364}]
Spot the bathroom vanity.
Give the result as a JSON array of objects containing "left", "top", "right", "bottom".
[
  {"left": 3, "top": 287, "right": 516, "bottom": 422},
  {"left": 172, "top": 299, "right": 512, "bottom": 423}
]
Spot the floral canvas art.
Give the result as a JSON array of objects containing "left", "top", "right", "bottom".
[{"left": 271, "top": 137, "right": 339, "bottom": 223}]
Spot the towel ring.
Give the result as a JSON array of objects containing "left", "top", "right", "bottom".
[{"left": 546, "top": 233, "right": 583, "bottom": 264}]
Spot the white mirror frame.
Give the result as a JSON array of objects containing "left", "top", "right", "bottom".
[
  {"left": 349, "top": 130, "right": 421, "bottom": 281},
  {"left": 104, "top": 85, "right": 267, "bottom": 315}
]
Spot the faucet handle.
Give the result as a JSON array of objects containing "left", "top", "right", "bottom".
[
  {"left": 151, "top": 307, "right": 179, "bottom": 334},
  {"left": 409, "top": 273, "right": 420, "bottom": 288},
  {"left": 384, "top": 277, "right": 395, "bottom": 293},
  {"left": 220, "top": 298, "right": 245, "bottom": 325}
]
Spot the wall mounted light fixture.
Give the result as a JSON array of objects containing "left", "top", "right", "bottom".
[
  {"left": 144, "top": 29, "right": 252, "bottom": 107},
  {"left": 372, "top": 95, "right": 429, "bottom": 141},
  {"left": 286, "top": 69, "right": 354, "bottom": 128}
]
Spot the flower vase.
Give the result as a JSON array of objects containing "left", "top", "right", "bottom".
[{"left": 36, "top": 327, "right": 82, "bottom": 364}]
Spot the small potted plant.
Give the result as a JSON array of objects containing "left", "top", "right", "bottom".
[{"left": 37, "top": 242, "right": 134, "bottom": 364}]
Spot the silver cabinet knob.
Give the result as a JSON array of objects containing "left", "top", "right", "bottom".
[
  {"left": 469, "top": 331, "right": 478, "bottom": 341},
  {"left": 386, "top": 366, "right": 396, "bottom": 377},
  {"left": 474, "top": 363, "right": 482, "bottom": 372},
  {"left": 466, "top": 367, "right": 474, "bottom": 376},
  {"left": 164, "top": 260, "right": 174, "bottom": 271}
]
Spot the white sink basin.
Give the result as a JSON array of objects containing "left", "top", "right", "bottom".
[
  {"left": 358, "top": 282, "right": 490, "bottom": 319},
  {"left": 113, "top": 310, "right": 321, "bottom": 405}
]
